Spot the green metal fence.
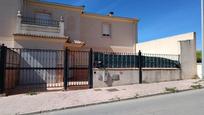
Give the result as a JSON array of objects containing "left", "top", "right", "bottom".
[
  {"left": 94, "top": 52, "right": 180, "bottom": 68},
  {"left": 94, "top": 52, "right": 139, "bottom": 68}
]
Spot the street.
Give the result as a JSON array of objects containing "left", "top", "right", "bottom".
[{"left": 40, "top": 89, "right": 204, "bottom": 115}]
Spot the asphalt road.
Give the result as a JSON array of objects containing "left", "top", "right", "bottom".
[{"left": 40, "top": 89, "right": 204, "bottom": 115}]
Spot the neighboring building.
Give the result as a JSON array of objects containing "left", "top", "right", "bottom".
[
  {"left": 0, "top": 0, "right": 138, "bottom": 52},
  {"left": 136, "top": 32, "right": 196, "bottom": 55},
  {"left": 137, "top": 32, "right": 197, "bottom": 79}
]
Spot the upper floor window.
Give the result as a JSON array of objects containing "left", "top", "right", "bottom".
[
  {"left": 35, "top": 13, "right": 51, "bottom": 20},
  {"left": 102, "top": 23, "right": 111, "bottom": 37}
]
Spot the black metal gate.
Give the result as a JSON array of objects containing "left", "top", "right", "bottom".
[
  {"left": 64, "top": 49, "right": 92, "bottom": 89},
  {"left": 0, "top": 45, "right": 93, "bottom": 94},
  {"left": 5, "top": 48, "right": 65, "bottom": 94}
]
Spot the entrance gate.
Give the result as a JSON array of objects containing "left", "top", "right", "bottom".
[
  {"left": 0, "top": 45, "right": 93, "bottom": 95},
  {"left": 66, "top": 50, "right": 92, "bottom": 89}
]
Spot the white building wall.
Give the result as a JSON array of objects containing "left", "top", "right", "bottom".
[
  {"left": 80, "top": 15, "right": 137, "bottom": 53},
  {"left": 137, "top": 32, "right": 196, "bottom": 54}
]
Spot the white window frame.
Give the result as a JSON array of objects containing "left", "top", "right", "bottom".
[{"left": 102, "top": 22, "right": 112, "bottom": 38}]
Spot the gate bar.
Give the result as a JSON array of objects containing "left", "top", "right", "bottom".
[
  {"left": 138, "top": 50, "right": 143, "bottom": 84},
  {"left": 88, "top": 48, "right": 93, "bottom": 88},
  {"left": 0, "top": 44, "right": 7, "bottom": 94},
  {"left": 64, "top": 48, "right": 68, "bottom": 90}
]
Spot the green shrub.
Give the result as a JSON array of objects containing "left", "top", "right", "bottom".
[
  {"left": 196, "top": 51, "right": 202, "bottom": 63},
  {"left": 191, "top": 84, "right": 202, "bottom": 89},
  {"left": 165, "top": 87, "right": 178, "bottom": 93}
]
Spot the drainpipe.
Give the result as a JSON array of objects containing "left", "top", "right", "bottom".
[{"left": 201, "top": 0, "right": 204, "bottom": 79}]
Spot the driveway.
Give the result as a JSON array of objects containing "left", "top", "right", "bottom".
[{"left": 42, "top": 89, "right": 204, "bottom": 115}]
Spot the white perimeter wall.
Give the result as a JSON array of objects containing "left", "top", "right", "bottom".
[
  {"left": 93, "top": 68, "right": 181, "bottom": 88},
  {"left": 197, "top": 63, "right": 202, "bottom": 79}
]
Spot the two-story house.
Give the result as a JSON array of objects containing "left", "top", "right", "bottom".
[{"left": 0, "top": 0, "right": 138, "bottom": 52}]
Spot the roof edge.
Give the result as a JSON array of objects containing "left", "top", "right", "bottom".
[
  {"left": 28, "top": 0, "right": 84, "bottom": 10},
  {"left": 138, "top": 32, "right": 196, "bottom": 44},
  {"left": 82, "top": 12, "right": 139, "bottom": 23},
  {"left": 27, "top": 0, "right": 139, "bottom": 23}
]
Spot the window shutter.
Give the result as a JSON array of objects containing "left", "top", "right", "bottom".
[{"left": 102, "top": 23, "right": 111, "bottom": 35}]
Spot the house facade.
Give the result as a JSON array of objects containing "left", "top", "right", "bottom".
[{"left": 0, "top": 0, "right": 138, "bottom": 52}]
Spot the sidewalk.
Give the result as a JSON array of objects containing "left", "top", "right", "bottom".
[{"left": 0, "top": 79, "right": 203, "bottom": 115}]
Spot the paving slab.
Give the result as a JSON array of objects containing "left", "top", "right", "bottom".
[{"left": 0, "top": 79, "right": 203, "bottom": 115}]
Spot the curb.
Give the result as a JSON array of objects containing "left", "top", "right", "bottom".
[
  {"left": 0, "top": 93, "right": 6, "bottom": 97},
  {"left": 20, "top": 87, "right": 204, "bottom": 115}
]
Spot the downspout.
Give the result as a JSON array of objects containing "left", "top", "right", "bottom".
[{"left": 201, "top": 0, "right": 204, "bottom": 79}]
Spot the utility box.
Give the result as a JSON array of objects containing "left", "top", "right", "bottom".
[
  {"left": 97, "top": 74, "right": 103, "bottom": 81},
  {"left": 102, "top": 70, "right": 109, "bottom": 82},
  {"left": 112, "top": 74, "right": 120, "bottom": 81}
]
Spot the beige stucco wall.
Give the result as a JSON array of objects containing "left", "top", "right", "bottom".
[
  {"left": 14, "top": 36, "right": 66, "bottom": 50},
  {"left": 23, "top": 1, "right": 82, "bottom": 41},
  {"left": 136, "top": 32, "right": 195, "bottom": 55},
  {"left": 80, "top": 16, "right": 137, "bottom": 53},
  {"left": 0, "top": 0, "right": 23, "bottom": 47},
  {"left": 0, "top": 0, "right": 137, "bottom": 51},
  {"left": 22, "top": 1, "right": 137, "bottom": 51}
]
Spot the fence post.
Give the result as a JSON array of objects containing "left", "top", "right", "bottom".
[
  {"left": 0, "top": 44, "right": 7, "bottom": 94},
  {"left": 88, "top": 48, "right": 93, "bottom": 88},
  {"left": 64, "top": 48, "right": 68, "bottom": 90},
  {"left": 138, "top": 50, "right": 143, "bottom": 84}
]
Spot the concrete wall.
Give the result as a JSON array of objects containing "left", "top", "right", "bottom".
[
  {"left": 93, "top": 68, "right": 181, "bottom": 88},
  {"left": 180, "top": 39, "right": 197, "bottom": 79}
]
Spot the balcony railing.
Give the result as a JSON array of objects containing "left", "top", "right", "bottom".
[
  {"left": 21, "top": 16, "right": 60, "bottom": 27},
  {"left": 16, "top": 11, "right": 65, "bottom": 37}
]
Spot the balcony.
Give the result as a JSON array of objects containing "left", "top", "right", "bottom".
[
  {"left": 21, "top": 17, "right": 60, "bottom": 27},
  {"left": 15, "top": 11, "right": 65, "bottom": 38}
]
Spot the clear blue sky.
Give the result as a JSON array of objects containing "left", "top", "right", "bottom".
[{"left": 45, "top": 0, "right": 202, "bottom": 50}]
